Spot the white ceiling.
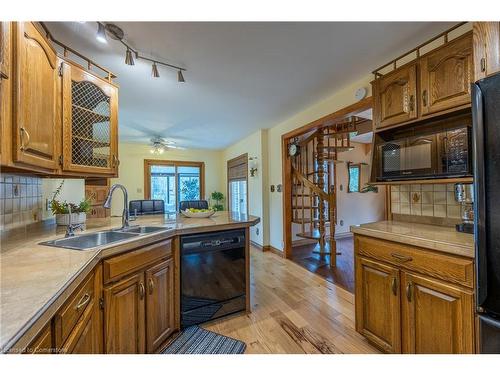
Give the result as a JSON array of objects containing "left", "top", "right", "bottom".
[{"left": 45, "top": 22, "right": 455, "bottom": 150}]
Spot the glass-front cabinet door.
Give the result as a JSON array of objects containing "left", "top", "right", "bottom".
[{"left": 61, "top": 61, "right": 119, "bottom": 176}]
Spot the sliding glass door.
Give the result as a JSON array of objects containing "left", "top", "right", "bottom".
[{"left": 146, "top": 160, "right": 205, "bottom": 214}]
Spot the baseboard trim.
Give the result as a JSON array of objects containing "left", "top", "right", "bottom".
[{"left": 250, "top": 241, "right": 284, "bottom": 258}]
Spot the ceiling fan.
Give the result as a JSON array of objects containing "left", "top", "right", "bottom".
[{"left": 150, "top": 137, "right": 185, "bottom": 154}]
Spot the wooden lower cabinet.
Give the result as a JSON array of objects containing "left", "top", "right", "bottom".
[
  {"left": 25, "top": 323, "right": 53, "bottom": 354},
  {"left": 104, "top": 273, "right": 146, "bottom": 354},
  {"left": 354, "top": 235, "right": 475, "bottom": 354},
  {"left": 355, "top": 257, "right": 401, "bottom": 353},
  {"left": 401, "top": 272, "right": 474, "bottom": 354},
  {"left": 145, "top": 258, "right": 175, "bottom": 352},
  {"left": 61, "top": 298, "right": 102, "bottom": 354}
]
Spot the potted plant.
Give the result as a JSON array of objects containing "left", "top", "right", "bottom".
[
  {"left": 50, "top": 180, "right": 91, "bottom": 226},
  {"left": 210, "top": 191, "right": 225, "bottom": 211}
]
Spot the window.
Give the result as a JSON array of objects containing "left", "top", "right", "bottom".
[
  {"left": 348, "top": 164, "right": 361, "bottom": 193},
  {"left": 230, "top": 179, "right": 247, "bottom": 214},
  {"left": 227, "top": 154, "right": 248, "bottom": 215},
  {"left": 145, "top": 160, "right": 205, "bottom": 213}
]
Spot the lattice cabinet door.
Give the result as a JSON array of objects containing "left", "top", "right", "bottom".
[{"left": 61, "top": 61, "right": 119, "bottom": 176}]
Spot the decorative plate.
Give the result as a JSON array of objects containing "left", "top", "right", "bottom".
[{"left": 181, "top": 210, "right": 216, "bottom": 218}]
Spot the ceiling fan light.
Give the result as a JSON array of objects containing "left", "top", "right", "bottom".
[
  {"left": 151, "top": 63, "right": 160, "bottom": 78},
  {"left": 96, "top": 23, "right": 107, "bottom": 44},
  {"left": 177, "top": 70, "right": 185, "bottom": 83},
  {"left": 125, "top": 48, "right": 135, "bottom": 66}
]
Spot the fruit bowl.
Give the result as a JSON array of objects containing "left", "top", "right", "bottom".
[{"left": 181, "top": 209, "right": 216, "bottom": 218}]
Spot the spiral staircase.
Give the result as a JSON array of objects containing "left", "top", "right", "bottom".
[{"left": 290, "top": 116, "right": 361, "bottom": 267}]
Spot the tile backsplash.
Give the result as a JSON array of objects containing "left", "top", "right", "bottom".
[
  {"left": 0, "top": 174, "right": 43, "bottom": 230},
  {"left": 390, "top": 183, "right": 462, "bottom": 222}
]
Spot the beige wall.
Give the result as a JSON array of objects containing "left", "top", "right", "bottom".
[
  {"left": 334, "top": 142, "right": 385, "bottom": 234},
  {"left": 110, "top": 142, "right": 224, "bottom": 217},
  {"left": 221, "top": 129, "right": 269, "bottom": 247},
  {"left": 267, "top": 74, "right": 374, "bottom": 250}
]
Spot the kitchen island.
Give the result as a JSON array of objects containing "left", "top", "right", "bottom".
[{"left": 0, "top": 211, "right": 259, "bottom": 354}]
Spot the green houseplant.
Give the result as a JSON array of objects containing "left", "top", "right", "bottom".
[
  {"left": 210, "top": 191, "right": 225, "bottom": 211},
  {"left": 50, "top": 180, "right": 91, "bottom": 225}
]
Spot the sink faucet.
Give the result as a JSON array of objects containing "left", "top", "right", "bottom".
[
  {"left": 103, "top": 184, "right": 131, "bottom": 229},
  {"left": 65, "top": 205, "right": 84, "bottom": 238}
]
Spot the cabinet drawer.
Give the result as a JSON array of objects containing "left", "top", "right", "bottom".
[
  {"left": 53, "top": 271, "right": 95, "bottom": 347},
  {"left": 103, "top": 239, "right": 172, "bottom": 284},
  {"left": 355, "top": 236, "right": 474, "bottom": 288}
]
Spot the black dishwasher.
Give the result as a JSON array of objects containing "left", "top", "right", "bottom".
[{"left": 180, "top": 229, "right": 246, "bottom": 327}]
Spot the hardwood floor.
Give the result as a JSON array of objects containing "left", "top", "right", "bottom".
[
  {"left": 289, "top": 236, "right": 355, "bottom": 293},
  {"left": 203, "top": 246, "right": 379, "bottom": 354}
]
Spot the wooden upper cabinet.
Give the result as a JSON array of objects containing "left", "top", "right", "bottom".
[
  {"left": 374, "top": 63, "right": 417, "bottom": 129},
  {"left": 419, "top": 33, "right": 473, "bottom": 116},
  {"left": 473, "top": 22, "right": 500, "bottom": 81},
  {"left": 1, "top": 22, "right": 10, "bottom": 79},
  {"left": 355, "top": 257, "right": 401, "bottom": 353},
  {"left": 145, "top": 258, "right": 175, "bottom": 353},
  {"left": 401, "top": 272, "right": 474, "bottom": 354},
  {"left": 12, "top": 22, "right": 59, "bottom": 171},
  {"left": 61, "top": 60, "right": 118, "bottom": 176},
  {"left": 104, "top": 273, "right": 146, "bottom": 354}
]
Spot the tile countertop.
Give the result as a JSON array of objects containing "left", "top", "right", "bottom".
[
  {"left": 0, "top": 211, "right": 259, "bottom": 353},
  {"left": 350, "top": 221, "right": 474, "bottom": 259}
]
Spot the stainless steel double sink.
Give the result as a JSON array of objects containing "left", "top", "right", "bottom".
[{"left": 40, "top": 226, "right": 169, "bottom": 250}]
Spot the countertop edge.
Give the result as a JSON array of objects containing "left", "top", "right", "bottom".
[{"left": 350, "top": 225, "right": 474, "bottom": 259}]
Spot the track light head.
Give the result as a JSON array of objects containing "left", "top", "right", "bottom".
[
  {"left": 125, "top": 48, "right": 135, "bottom": 66},
  {"left": 177, "top": 70, "right": 185, "bottom": 83},
  {"left": 96, "top": 23, "right": 107, "bottom": 44},
  {"left": 151, "top": 63, "right": 160, "bottom": 78}
]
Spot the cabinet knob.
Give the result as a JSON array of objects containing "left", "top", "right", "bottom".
[
  {"left": 422, "top": 90, "right": 428, "bottom": 107},
  {"left": 480, "top": 57, "right": 486, "bottom": 72},
  {"left": 19, "top": 127, "right": 31, "bottom": 151},
  {"left": 391, "top": 277, "right": 398, "bottom": 296},
  {"left": 148, "top": 278, "right": 154, "bottom": 295},
  {"left": 406, "top": 281, "right": 413, "bottom": 302},
  {"left": 139, "top": 282, "right": 145, "bottom": 300}
]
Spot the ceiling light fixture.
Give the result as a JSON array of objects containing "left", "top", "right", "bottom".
[
  {"left": 96, "top": 22, "right": 187, "bottom": 83},
  {"left": 177, "top": 70, "right": 185, "bottom": 83},
  {"left": 125, "top": 47, "right": 135, "bottom": 66},
  {"left": 151, "top": 62, "right": 160, "bottom": 78},
  {"left": 96, "top": 22, "right": 107, "bottom": 44}
]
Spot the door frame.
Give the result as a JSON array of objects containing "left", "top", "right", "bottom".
[
  {"left": 226, "top": 153, "right": 249, "bottom": 214},
  {"left": 144, "top": 159, "right": 206, "bottom": 209},
  {"left": 280, "top": 97, "right": 373, "bottom": 259}
]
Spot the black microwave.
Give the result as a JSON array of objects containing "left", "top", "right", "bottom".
[{"left": 376, "top": 126, "right": 472, "bottom": 181}]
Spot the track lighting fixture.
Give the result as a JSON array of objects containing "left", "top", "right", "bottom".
[
  {"left": 96, "top": 23, "right": 107, "bottom": 44},
  {"left": 125, "top": 48, "right": 135, "bottom": 66},
  {"left": 94, "top": 22, "right": 187, "bottom": 82},
  {"left": 178, "top": 70, "right": 185, "bottom": 83},
  {"left": 151, "top": 62, "right": 160, "bottom": 78}
]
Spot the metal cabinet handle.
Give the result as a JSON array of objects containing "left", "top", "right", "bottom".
[
  {"left": 391, "top": 277, "right": 398, "bottom": 296},
  {"left": 139, "top": 282, "right": 145, "bottom": 299},
  {"left": 148, "top": 278, "right": 154, "bottom": 295},
  {"left": 480, "top": 57, "right": 486, "bottom": 72},
  {"left": 406, "top": 282, "right": 413, "bottom": 302},
  {"left": 390, "top": 252, "right": 413, "bottom": 262},
  {"left": 19, "top": 127, "right": 30, "bottom": 151},
  {"left": 409, "top": 95, "right": 414, "bottom": 112},
  {"left": 422, "top": 90, "right": 428, "bottom": 107},
  {"left": 112, "top": 155, "right": 119, "bottom": 168},
  {"left": 75, "top": 293, "right": 91, "bottom": 311}
]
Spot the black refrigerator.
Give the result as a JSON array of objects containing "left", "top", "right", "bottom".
[{"left": 472, "top": 72, "right": 500, "bottom": 353}]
